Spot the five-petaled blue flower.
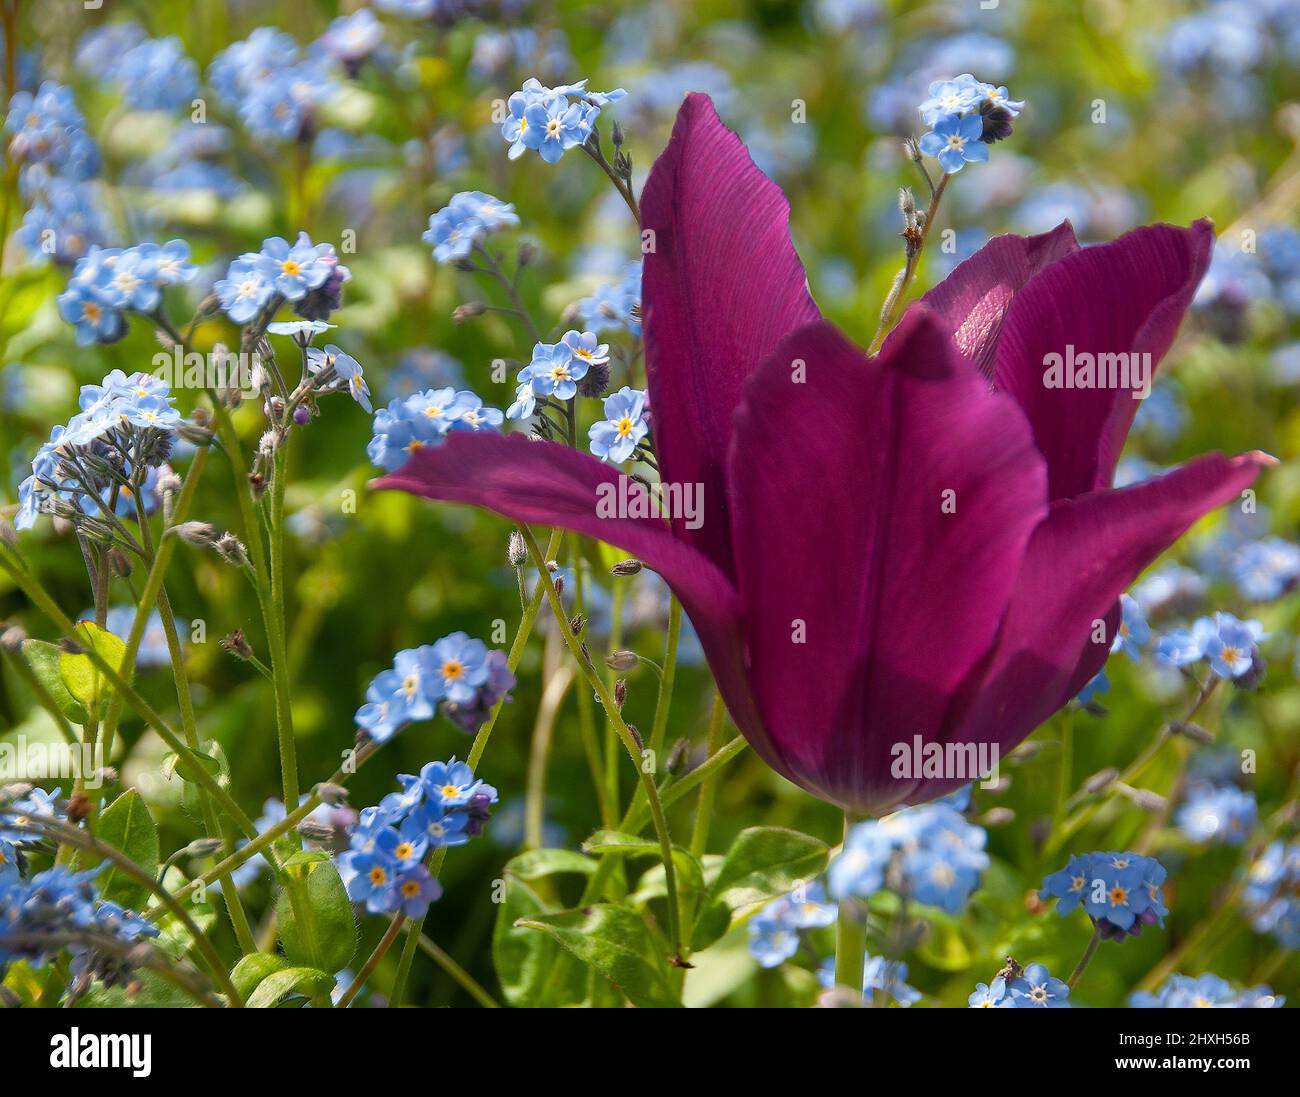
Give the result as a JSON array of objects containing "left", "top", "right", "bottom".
[
  {"left": 588, "top": 387, "right": 649, "bottom": 463},
  {"left": 919, "top": 112, "right": 988, "bottom": 174}
]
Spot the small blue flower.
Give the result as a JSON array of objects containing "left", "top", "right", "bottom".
[
  {"left": 1074, "top": 669, "right": 1110, "bottom": 705},
  {"left": 588, "top": 387, "right": 649, "bottom": 463},
  {"left": 409, "top": 799, "right": 472, "bottom": 848},
  {"left": 528, "top": 341, "right": 588, "bottom": 400},
  {"left": 387, "top": 864, "right": 442, "bottom": 918},
  {"left": 1111, "top": 593, "right": 1150, "bottom": 661},
  {"left": 506, "top": 367, "right": 539, "bottom": 420},
  {"left": 1039, "top": 853, "right": 1099, "bottom": 916},
  {"left": 521, "top": 96, "right": 589, "bottom": 163},
  {"left": 560, "top": 329, "right": 610, "bottom": 368},
  {"left": 1131, "top": 973, "right": 1284, "bottom": 1009},
  {"left": 343, "top": 849, "right": 400, "bottom": 913},
  {"left": 918, "top": 112, "right": 988, "bottom": 174},
  {"left": 451, "top": 393, "right": 504, "bottom": 431},
  {"left": 214, "top": 254, "right": 277, "bottom": 324},
  {"left": 421, "top": 758, "right": 483, "bottom": 809},
  {"left": 1175, "top": 783, "right": 1257, "bottom": 845},
  {"left": 918, "top": 74, "right": 981, "bottom": 125},
  {"left": 306, "top": 344, "right": 371, "bottom": 412},
  {"left": 817, "top": 955, "right": 922, "bottom": 1006},
  {"left": 1229, "top": 538, "right": 1300, "bottom": 601},
  {"left": 261, "top": 233, "right": 333, "bottom": 301},
  {"left": 1005, "top": 963, "right": 1071, "bottom": 1008},
  {"left": 1203, "top": 614, "right": 1263, "bottom": 678},
  {"left": 375, "top": 823, "right": 428, "bottom": 871},
  {"left": 973, "top": 81, "right": 1024, "bottom": 117},
  {"left": 1042, "top": 851, "right": 1168, "bottom": 939},
  {"left": 427, "top": 633, "right": 489, "bottom": 705},
  {"left": 968, "top": 976, "right": 1008, "bottom": 1008}
]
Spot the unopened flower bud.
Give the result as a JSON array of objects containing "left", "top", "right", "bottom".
[
  {"left": 106, "top": 547, "right": 132, "bottom": 578},
  {"left": 1170, "top": 720, "right": 1214, "bottom": 744},
  {"left": 568, "top": 613, "right": 586, "bottom": 636},
  {"left": 626, "top": 723, "right": 642, "bottom": 751},
  {"left": 1118, "top": 784, "right": 1167, "bottom": 813},
  {"left": 610, "top": 558, "right": 643, "bottom": 577},
  {"left": 173, "top": 521, "right": 216, "bottom": 545},
  {"left": 184, "top": 837, "right": 224, "bottom": 857},
  {"left": 220, "top": 628, "right": 254, "bottom": 660},
  {"left": 666, "top": 737, "right": 689, "bottom": 774},
  {"left": 613, "top": 678, "right": 627, "bottom": 707},
  {"left": 214, "top": 532, "right": 250, "bottom": 568},
  {"left": 507, "top": 531, "right": 527, "bottom": 566},
  {"left": 517, "top": 240, "right": 538, "bottom": 267},
  {"left": 297, "top": 819, "right": 336, "bottom": 843},
  {"left": 1, "top": 624, "right": 28, "bottom": 651},
  {"left": 315, "top": 782, "right": 348, "bottom": 806},
  {"left": 979, "top": 807, "right": 1015, "bottom": 827},
  {"left": 453, "top": 302, "right": 488, "bottom": 323},
  {"left": 605, "top": 649, "right": 638, "bottom": 671},
  {"left": 1083, "top": 767, "right": 1119, "bottom": 795}
]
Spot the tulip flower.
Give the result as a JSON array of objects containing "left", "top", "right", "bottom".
[{"left": 375, "top": 94, "right": 1269, "bottom": 814}]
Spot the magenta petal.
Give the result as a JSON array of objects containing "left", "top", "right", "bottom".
[
  {"left": 920, "top": 222, "right": 1079, "bottom": 378},
  {"left": 641, "top": 92, "right": 820, "bottom": 577},
  {"left": 725, "top": 310, "right": 1048, "bottom": 812},
  {"left": 991, "top": 219, "right": 1215, "bottom": 500},
  {"left": 949, "top": 450, "right": 1272, "bottom": 771},
  {"left": 371, "top": 432, "right": 776, "bottom": 766}
]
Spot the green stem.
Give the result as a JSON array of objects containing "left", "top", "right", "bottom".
[
  {"left": 0, "top": 543, "right": 257, "bottom": 838},
  {"left": 834, "top": 811, "right": 867, "bottom": 994},
  {"left": 519, "top": 524, "right": 684, "bottom": 961},
  {"left": 386, "top": 529, "right": 564, "bottom": 1006},
  {"left": 1067, "top": 926, "right": 1104, "bottom": 990},
  {"left": 868, "top": 173, "right": 948, "bottom": 355},
  {"left": 689, "top": 692, "right": 726, "bottom": 858},
  {"left": 336, "top": 915, "right": 403, "bottom": 1008},
  {"left": 403, "top": 922, "right": 501, "bottom": 1008},
  {"left": 266, "top": 445, "right": 299, "bottom": 808}
]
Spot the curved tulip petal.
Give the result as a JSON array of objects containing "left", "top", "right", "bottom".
[
  {"left": 920, "top": 221, "right": 1079, "bottom": 378},
  {"left": 991, "top": 220, "right": 1215, "bottom": 500},
  {"left": 641, "top": 92, "right": 821, "bottom": 577},
  {"left": 725, "top": 309, "right": 1048, "bottom": 812},
  {"left": 371, "top": 432, "right": 777, "bottom": 766},
  {"left": 944, "top": 450, "right": 1272, "bottom": 787}
]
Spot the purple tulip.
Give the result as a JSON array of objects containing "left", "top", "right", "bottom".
[{"left": 375, "top": 94, "right": 1270, "bottom": 814}]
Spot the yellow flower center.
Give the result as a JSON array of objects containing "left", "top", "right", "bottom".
[
  {"left": 1109, "top": 885, "right": 1128, "bottom": 907},
  {"left": 616, "top": 417, "right": 633, "bottom": 437},
  {"left": 442, "top": 660, "right": 463, "bottom": 680},
  {"left": 401, "top": 880, "right": 421, "bottom": 897},
  {"left": 281, "top": 259, "right": 301, "bottom": 276},
  {"left": 369, "top": 866, "right": 387, "bottom": 885},
  {"left": 441, "top": 784, "right": 460, "bottom": 799},
  {"left": 395, "top": 842, "right": 414, "bottom": 860}
]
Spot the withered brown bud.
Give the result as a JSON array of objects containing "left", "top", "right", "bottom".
[{"left": 220, "top": 629, "right": 254, "bottom": 660}]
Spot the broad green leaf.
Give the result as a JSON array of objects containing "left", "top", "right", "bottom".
[
  {"left": 77, "top": 970, "right": 200, "bottom": 1009},
  {"left": 275, "top": 851, "right": 357, "bottom": 973},
  {"left": 515, "top": 903, "right": 682, "bottom": 1008},
  {"left": 582, "top": 830, "right": 705, "bottom": 893},
  {"left": 506, "top": 847, "right": 596, "bottom": 881},
  {"left": 245, "top": 966, "right": 334, "bottom": 1009},
  {"left": 492, "top": 874, "right": 587, "bottom": 1007},
  {"left": 93, "top": 789, "right": 159, "bottom": 907},
  {"left": 59, "top": 621, "right": 130, "bottom": 720},
  {"left": 20, "top": 639, "right": 89, "bottom": 725},
  {"left": 709, "top": 826, "right": 829, "bottom": 911},
  {"left": 231, "top": 953, "right": 292, "bottom": 1000},
  {"left": 690, "top": 899, "right": 732, "bottom": 953}
]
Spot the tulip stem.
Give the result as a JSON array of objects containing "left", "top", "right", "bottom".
[
  {"left": 868, "top": 173, "right": 948, "bottom": 355},
  {"left": 834, "top": 811, "right": 868, "bottom": 995}
]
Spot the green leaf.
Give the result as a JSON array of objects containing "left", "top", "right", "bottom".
[
  {"left": 77, "top": 970, "right": 200, "bottom": 1009},
  {"left": 93, "top": 790, "right": 159, "bottom": 907},
  {"left": 230, "top": 953, "right": 292, "bottom": 1000},
  {"left": 275, "top": 851, "right": 357, "bottom": 974},
  {"left": 492, "top": 873, "right": 587, "bottom": 1007},
  {"left": 690, "top": 899, "right": 732, "bottom": 953},
  {"left": 582, "top": 830, "right": 705, "bottom": 893},
  {"left": 505, "top": 847, "right": 596, "bottom": 881},
  {"left": 515, "top": 903, "right": 681, "bottom": 1008},
  {"left": 245, "top": 966, "right": 334, "bottom": 1009},
  {"left": 59, "top": 621, "right": 130, "bottom": 720},
  {"left": 709, "top": 826, "right": 829, "bottom": 911},
  {"left": 20, "top": 639, "right": 88, "bottom": 725}
]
